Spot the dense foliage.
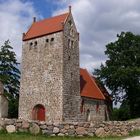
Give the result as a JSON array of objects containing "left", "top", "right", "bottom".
[
  {"left": 94, "top": 32, "right": 140, "bottom": 119},
  {"left": 0, "top": 40, "right": 20, "bottom": 118}
]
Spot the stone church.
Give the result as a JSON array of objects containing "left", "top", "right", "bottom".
[{"left": 19, "top": 7, "right": 112, "bottom": 122}]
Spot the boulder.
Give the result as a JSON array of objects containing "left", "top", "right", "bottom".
[
  {"left": 95, "top": 127, "right": 106, "bottom": 137},
  {"left": 70, "top": 125, "right": 74, "bottom": 129},
  {"left": 22, "top": 121, "right": 30, "bottom": 129},
  {"left": 6, "top": 125, "right": 16, "bottom": 133},
  {"left": 29, "top": 123, "right": 40, "bottom": 135},
  {"left": 42, "top": 129, "right": 53, "bottom": 135},
  {"left": 60, "top": 128, "right": 67, "bottom": 134},
  {"left": 76, "top": 127, "right": 87, "bottom": 135},
  {"left": 53, "top": 127, "right": 59, "bottom": 134},
  {"left": 47, "top": 125, "right": 53, "bottom": 130},
  {"left": 68, "top": 129, "right": 75, "bottom": 135},
  {"left": 58, "top": 133, "right": 65, "bottom": 136},
  {"left": 64, "top": 124, "right": 69, "bottom": 130},
  {"left": 40, "top": 125, "right": 47, "bottom": 129}
]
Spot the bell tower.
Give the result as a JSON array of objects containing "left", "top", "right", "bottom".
[{"left": 19, "top": 7, "right": 81, "bottom": 122}]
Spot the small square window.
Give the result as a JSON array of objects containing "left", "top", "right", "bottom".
[
  {"left": 69, "top": 20, "right": 72, "bottom": 26},
  {"left": 34, "top": 41, "right": 37, "bottom": 46},
  {"left": 68, "top": 39, "right": 71, "bottom": 47},
  {"left": 71, "top": 41, "right": 74, "bottom": 46},
  {"left": 51, "top": 38, "right": 54, "bottom": 42},
  {"left": 30, "top": 42, "right": 33, "bottom": 46},
  {"left": 46, "top": 39, "right": 49, "bottom": 42},
  {"left": 68, "top": 55, "right": 70, "bottom": 60}
]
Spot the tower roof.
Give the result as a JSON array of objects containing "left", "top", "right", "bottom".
[
  {"left": 80, "top": 68, "right": 106, "bottom": 100},
  {"left": 23, "top": 12, "right": 69, "bottom": 41}
]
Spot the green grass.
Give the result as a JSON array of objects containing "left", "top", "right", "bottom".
[
  {"left": 129, "top": 129, "right": 140, "bottom": 137},
  {"left": 1, "top": 130, "right": 140, "bottom": 140},
  {"left": 0, "top": 133, "right": 122, "bottom": 140}
]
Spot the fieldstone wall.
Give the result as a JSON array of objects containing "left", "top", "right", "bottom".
[{"left": 0, "top": 119, "right": 140, "bottom": 137}]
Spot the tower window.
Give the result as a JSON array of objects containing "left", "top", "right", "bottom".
[
  {"left": 46, "top": 39, "right": 49, "bottom": 42},
  {"left": 71, "top": 41, "right": 74, "bottom": 47},
  {"left": 69, "top": 20, "right": 72, "bottom": 26},
  {"left": 68, "top": 39, "right": 71, "bottom": 47},
  {"left": 51, "top": 38, "right": 54, "bottom": 42},
  {"left": 30, "top": 42, "right": 33, "bottom": 46},
  {"left": 68, "top": 55, "right": 70, "bottom": 60},
  {"left": 34, "top": 41, "right": 37, "bottom": 46}
]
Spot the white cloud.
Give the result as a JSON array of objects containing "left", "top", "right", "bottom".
[
  {"left": 0, "top": 0, "right": 38, "bottom": 60},
  {"left": 52, "top": 0, "right": 140, "bottom": 70}
]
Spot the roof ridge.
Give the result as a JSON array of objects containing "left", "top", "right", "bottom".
[{"left": 35, "top": 12, "right": 69, "bottom": 24}]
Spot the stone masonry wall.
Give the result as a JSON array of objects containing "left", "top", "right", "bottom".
[
  {"left": 19, "top": 32, "right": 64, "bottom": 122},
  {"left": 63, "top": 12, "right": 82, "bottom": 121},
  {"left": 81, "top": 97, "right": 108, "bottom": 122},
  {"left": 0, "top": 119, "right": 140, "bottom": 137}
]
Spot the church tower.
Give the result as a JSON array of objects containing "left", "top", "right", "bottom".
[{"left": 19, "top": 7, "right": 81, "bottom": 122}]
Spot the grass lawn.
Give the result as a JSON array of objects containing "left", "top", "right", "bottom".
[
  {"left": 0, "top": 130, "right": 140, "bottom": 140},
  {"left": 0, "top": 133, "right": 123, "bottom": 140}
]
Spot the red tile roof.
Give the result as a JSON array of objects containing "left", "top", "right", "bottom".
[
  {"left": 23, "top": 12, "right": 69, "bottom": 41},
  {"left": 80, "top": 68, "right": 106, "bottom": 100}
]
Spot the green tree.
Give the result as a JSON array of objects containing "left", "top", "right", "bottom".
[
  {"left": 94, "top": 32, "right": 140, "bottom": 118},
  {"left": 111, "top": 101, "right": 131, "bottom": 121},
  {"left": 0, "top": 40, "right": 20, "bottom": 118}
]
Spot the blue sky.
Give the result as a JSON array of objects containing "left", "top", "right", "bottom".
[
  {"left": 1, "top": 0, "right": 140, "bottom": 71},
  {"left": 27, "top": 0, "right": 57, "bottom": 18}
]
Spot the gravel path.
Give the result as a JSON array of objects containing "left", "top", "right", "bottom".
[{"left": 123, "top": 136, "right": 140, "bottom": 140}]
